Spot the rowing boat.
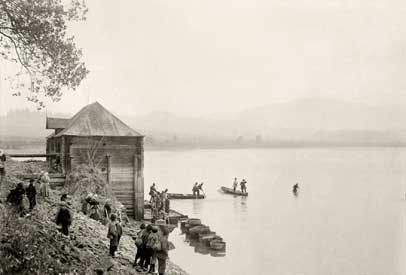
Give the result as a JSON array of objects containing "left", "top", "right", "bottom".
[
  {"left": 220, "top": 186, "right": 248, "bottom": 196},
  {"left": 167, "top": 193, "right": 205, "bottom": 199}
]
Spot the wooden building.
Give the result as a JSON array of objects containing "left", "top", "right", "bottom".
[{"left": 46, "top": 102, "right": 144, "bottom": 220}]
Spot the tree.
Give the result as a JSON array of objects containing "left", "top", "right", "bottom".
[{"left": 0, "top": 0, "right": 89, "bottom": 109}]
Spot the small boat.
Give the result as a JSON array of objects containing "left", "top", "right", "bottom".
[
  {"left": 167, "top": 193, "right": 205, "bottom": 199},
  {"left": 220, "top": 186, "right": 248, "bottom": 196}
]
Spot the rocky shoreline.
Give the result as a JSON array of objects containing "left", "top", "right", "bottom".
[{"left": 0, "top": 159, "right": 189, "bottom": 275}]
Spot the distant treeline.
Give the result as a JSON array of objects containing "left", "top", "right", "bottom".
[{"left": 1, "top": 135, "right": 406, "bottom": 153}]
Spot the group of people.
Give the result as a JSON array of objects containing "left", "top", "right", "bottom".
[
  {"left": 192, "top": 182, "right": 204, "bottom": 196},
  {"left": 6, "top": 178, "right": 73, "bottom": 236},
  {"left": 5, "top": 171, "right": 51, "bottom": 216},
  {"left": 133, "top": 221, "right": 170, "bottom": 275},
  {"left": 81, "top": 193, "right": 116, "bottom": 224},
  {"left": 149, "top": 183, "right": 170, "bottom": 221},
  {"left": 233, "top": 178, "right": 247, "bottom": 193}
]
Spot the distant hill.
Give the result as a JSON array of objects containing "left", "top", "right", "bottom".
[
  {"left": 123, "top": 98, "right": 406, "bottom": 145},
  {"left": 2, "top": 98, "right": 406, "bottom": 147},
  {"left": 0, "top": 109, "right": 69, "bottom": 138}
]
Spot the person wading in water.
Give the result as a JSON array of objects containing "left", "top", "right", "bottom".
[{"left": 293, "top": 183, "right": 299, "bottom": 196}]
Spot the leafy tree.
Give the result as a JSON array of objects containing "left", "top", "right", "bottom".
[{"left": 0, "top": 0, "right": 89, "bottom": 109}]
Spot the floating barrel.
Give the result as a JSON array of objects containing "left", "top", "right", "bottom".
[
  {"left": 198, "top": 232, "right": 217, "bottom": 241},
  {"left": 210, "top": 240, "right": 226, "bottom": 251}
]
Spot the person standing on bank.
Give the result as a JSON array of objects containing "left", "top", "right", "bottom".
[
  {"left": 56, "top": 194, "right": 72, "bottom": 236},
  {"left": 0, "top": 149, "right": 6, "bottom": 199},
  {"left": 39, "top": 171, "right": 50, "bottom": 198},
  {"left": 26, "top": 179, "right": 37, "bottom": 211},
  {"left": 133, "top": 223, "right": 146, "bottom": 267},
  {"left": 107, "top": 213, "right": 122, "bottom": 257},
  {"left": 150, "top": 183, "right": 157, "bottom": 202},
  {"left": 156, "top": 227, "right": 170, "bottom": 275}
]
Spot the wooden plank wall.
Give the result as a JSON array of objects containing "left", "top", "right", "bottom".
[{"left": 68, "top": 136, "right": 144, "bottom": 219}]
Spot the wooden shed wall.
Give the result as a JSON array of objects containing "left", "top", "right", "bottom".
[{"left": 68, "top": 136, "right": 144, "bottom": 219}]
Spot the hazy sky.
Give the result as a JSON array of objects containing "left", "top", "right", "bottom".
[{"left": 1, "top": 0, "right": 406, "bottom": 116}]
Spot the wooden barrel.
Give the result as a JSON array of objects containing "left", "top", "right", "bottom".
[
  {"left": 210, "top": 240, "right": 226, "bottom": 250},
  {"left": 187, "top": 218, "right": 201, "bottom": 226}
]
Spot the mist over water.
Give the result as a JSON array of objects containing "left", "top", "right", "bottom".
[{"left": 145, "top": 148, "right": 406, "bottom": 275}]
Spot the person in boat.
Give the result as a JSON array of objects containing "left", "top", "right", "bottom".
[
  {"left": 149, "top": 183, "right": 158, "bottom": 202},
  {"left": 198, "top": 182, "right": 204, "bottom": 196},
  {"left": 233, "top": 177, "right": 238, "bottom": 192},
  {"left": 192, "top": 182, "right": 199, "bottom": 196},
  {"left": 240, "top": 179, "right": 247, "bottom": 193},
  {"left": 293, "top": 183, "right": 299, "bottom": 195}
]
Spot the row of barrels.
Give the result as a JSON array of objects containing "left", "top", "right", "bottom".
[{"left": 180, "top": 218, "right": 226, "bottom": 251}]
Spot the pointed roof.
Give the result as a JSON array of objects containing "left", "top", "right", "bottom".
[{"left": 55, "top": 102, "right": 143, "bottom": 137}]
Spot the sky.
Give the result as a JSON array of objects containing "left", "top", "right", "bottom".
[{"left": 1, "top": 0, "right": 406, "bottom": 116}]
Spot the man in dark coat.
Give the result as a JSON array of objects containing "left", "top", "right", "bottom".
[
  {"left": 26, "top": 179, "right": 37, "bottom": 210},
  {"left": 56, "top": 194, "right": 72, "bottom": 236},
  {"left": 137, "top": 224, "right": 153, "bottom": 272},
  {"left": 156, "top": 227, "right": 170, "bottom": 275},
  {"left": 7, "top": 182, "right": 26, "bottom": 215},
  {"left": 0, "top": 149, "right": 6, "bottom": 199},
  {"left": 107, "top": 213, "right": 122, "bottom": 257},
  {"left": 133, "top": 223, "right": 146, "bottom": 267}
]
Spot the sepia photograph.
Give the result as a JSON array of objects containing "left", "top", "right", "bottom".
[{"left": 0, "top": 1, "right": 405, "bottom": 274}]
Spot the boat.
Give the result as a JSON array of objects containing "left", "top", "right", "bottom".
[
  {"left": 167, "top": 193, "right": 205, "bottom": 199},
  {"left": 220, "top": 186, "right": 248, "bottom": 196}
]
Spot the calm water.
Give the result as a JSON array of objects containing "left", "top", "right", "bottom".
[{"left": 144, "top": 148, "right": 406, "bottom": 275}]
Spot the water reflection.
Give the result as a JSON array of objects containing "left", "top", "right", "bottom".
[
  {"left": 192, "top": 199, "right": 203, "bottom": 215},
  {"left": 240, "top": 196, "right": 247, "bottom": 212}
]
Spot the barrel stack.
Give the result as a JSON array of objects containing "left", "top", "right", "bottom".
[{"left": 180, "top": 218, "right": 226, "bottom": 251}]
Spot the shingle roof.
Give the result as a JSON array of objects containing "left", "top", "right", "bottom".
[
  {"left": 54, "top": 102, "right": 143, "bottom": 137},
  {"left": 46, "top": 117, "right": 70, "bottom": 129}
]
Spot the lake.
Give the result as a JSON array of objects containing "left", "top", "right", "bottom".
[{"left": 144, "top": 148, "right": 406, "bottom": 275}]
